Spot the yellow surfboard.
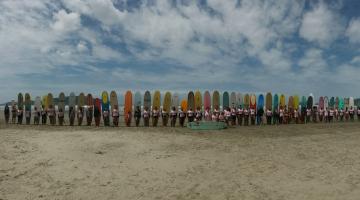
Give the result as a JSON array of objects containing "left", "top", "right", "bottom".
[
  {"left": 163, "top": 92, "right": 171, "bottom": 112},
  {"left": 194, "top": 90, "right": 202, "bottom": 110},
  {"left": 153, "top": 90, "right": 161, "bottom": 110},
  {"left": 294, "top": 95, "right": 299, "bottom": 110},
  {"left": 280, "top": 94, "right": 286, "bottom": 108}
]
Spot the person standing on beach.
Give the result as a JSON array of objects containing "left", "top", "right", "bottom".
[
  {"left": 237, "top": 105, "right": 244, "bottom": 126},
  {"left": 11, "top": 104, "right": 17, "bottom": 124},
  {"left": 33, "top": 107, "right": 40, "bottom": 125},
  {"left": 134, "top": 106, "right": 141, "bottom": 127},
  {"left": 179, "top": 108, "right": 186, "bottom": 127},
  {"left": 152, "top": 106, "right": 159, "bottom": 127},
  {"left": 143, "top": 107, "right": 150, "bottom": 127},
  {"left": 170, "top": 106, "right": 177, "bottom": 127},
  {"left": 4, "top": 104, "right": 10, "bottom": 124},
  {"left": 58, "top": 108, "right": 64, "bottom": 126},
  {"left": 94, "top": 105, "right": 101, "bottom": 127}
]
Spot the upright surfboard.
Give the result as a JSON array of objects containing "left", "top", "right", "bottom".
[
  {"left": 339, "top": 98, "right": 344, "bottom": 110},
  {"left": 324, "top": 96, "right": 329, "bottom": 110},
  {"left": 307, "top": 96, "right": 313, "bottom": 109},
  {"left": 266, "top": 93, "right": 272, "bottom": 110},
  {"left": 171, "top": 92, "right": 179, "bottom": 110},
  {"left": 42, "top": 95, "right": 48, "bottom": 110},
  {"left": 335, "top": 97, "right": 339, "bottom": 109},
  {"left": 273, "top": 94, "right": 279, "bottom": 111},
  {"left": 58, "top": 92, "right": 65, "bottom": 112},
  {"left": 101, "top": 91, "right": 110, "bottom": 112},
  {"left": 69, "top": 92, "right": 76, "bottom": 109},
  {"left": 153, "top": 90, "right": 161, "bottom": 110},
  {"left": 279, "top": 94, "right": 285, "bottom": 109},
  {"left": 18, "top": 93, "right": 24, "bottom": 111},
  {"left": 257, "top": 94, "right": 264, "bottom": 111},
  {"left": 349, "top": 97, "right": 354, "bottom": 108},
  {"left": 223, "top": 91, "right": 229, "bottom": 110},
  {"left": 163, "top": 92, "right": 171, "bottom": 112},
  {"left": 194, "top": 91, "right": 202, "bottom": 110},
  {"left": 144, "top": 91, "right": 151, "bottom": 110},
  {"left": 134, "top": 92, "right": 142, "bottom": 109},
  {"left": 203, "top": 91, "right": 211, "bottom": 110},
  {"left": 344, "top": 98, "right": 349, "bottom": 109},
  {"left": 124, "top": 91, "right": 132, "bottom": 123},
  {"left": 87, "top": 94, "right": 93, "bottom": 108},
  {"left": 288, "top": 96, "right": 294, "bottom": 110},
  {"left": 319, "top": 96, "right": 324, "bottom": 109},
  {"left": 301, "top": 96, "right": 307, "bottom": 111},
  {"left": 25, "top": 93, "right": 31, "bottom": 112},
  {"left": 236, "top": 93, "right": 243, "bottom": 108},
  {"left": 48, "top": 93, "right": 54, "bottom": 109},
  {"left": 250, "top": 94, "right": 256, "bottom": 110},
  {"left": 212, "top": 91, "right": 220, "bottom": 110},
  {"left": 230, "top": 92, "right": 236, "bottom": 108},
  {"left": 187, "top": 91, "right": 195, "bottom": 111},
  {"left": 110, "top": 91, "right": 118, "bottom": 110},
  {"left": 244, "top": 94, "right": 250, "bottom": 109},
  {"left": 181, "top": 99, "right": 187, "bottom": 112},
  {"left": 329, "top": 97, "right": 335, "bottom": 109},
  {"left": 78, "top": 93, "right": 85, "bottom": 109},
  {"left": 34, "top": 96, "right": 41, "bottom": 111},
  {"left": 294, "top": 95, "right": 299, "bottom": 110}
]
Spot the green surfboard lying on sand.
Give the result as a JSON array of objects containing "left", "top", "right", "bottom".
[{"left": 187, "top": 121, "right": 227, "bottom": 130}]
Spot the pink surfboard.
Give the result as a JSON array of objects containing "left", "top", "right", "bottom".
[
  {"left": 319, "top": 96, "right": 324, "bottom": 109},
  {"left": 204, "top": 91, "right": 211, "bottom": 110}
]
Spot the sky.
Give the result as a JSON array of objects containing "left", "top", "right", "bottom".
[{"left": 0, "top": 0, "right": 360, "bottom": 103}]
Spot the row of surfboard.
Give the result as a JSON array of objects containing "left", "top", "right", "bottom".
[{"left": 14, "top": 91, "right": 359, "bottom": 116}]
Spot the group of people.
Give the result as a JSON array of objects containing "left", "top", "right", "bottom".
[{"left": 3, "top": 103, "right": 360, "bottom": 127}]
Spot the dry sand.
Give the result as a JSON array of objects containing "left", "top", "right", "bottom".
[{"left": 1, "top": 118, "right": 360, "bottom": 199}]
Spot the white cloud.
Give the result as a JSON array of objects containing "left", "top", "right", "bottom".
[
  {"left": 346, "top": 18, "right": 360, "bottom": 44},
  {"left": 299, "top": 3, "right": 344, "bottom": 46},
  {"left": 52, "top": 9, "right": 80, "bottom": 33},
  {"left": 298, "top": 48, "right": 327, "bottom": 72}
]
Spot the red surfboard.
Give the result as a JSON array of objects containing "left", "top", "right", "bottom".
[
  {"left": 94, "top": 98, "right": 101, "bottom": 126},
  {"left": 124, "top": 91, "right": 133, "bottom": 126}
]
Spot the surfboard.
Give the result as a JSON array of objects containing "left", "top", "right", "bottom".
[
  {"left": 163, "top": 92, "right": 171, "bottom": 112},
  {"left": 17, "top": 93, "right": 24, "bottom": 110},
  {"left": 324, "top": 96, "right": 329, "bottom": 110},
  {"left": 344, "top": 98, "right": 349, "bottom": 109},
  {"left": 339, "top": 98, "right": 344, "bottom": 110},
  {"left": 110, "top": 91, "right": 118, "bottom": 110},
  {"left": 204, "top": 91, "right": 211, "bottom": 110},
  {"left": 134, "top": 92, "right": 142, "bottom": 109},
  {"left": 101, "top": 91, "right": 110, "bottom": 112},
  {"left": 212, "top": 91, "right": 220, "bottom": 110},
  {"left": 250, "top": 94, "right": 256, "bottom": 109},
  {"left": 124, "top": 91, "right": 132, "bottom": 123},
  {"left": 236, "top": 93, "right": 243, "bottom": 108},
  {"left": 87, "top": 94, "right": 93, "bottom": 108},
  {"left": 144, "top": 91, "right": 151, "bottom": 110},
  {"left": 319, "top": 96, "right": 324, "bottom": 109},
  {"left": 349, "top": 97, "right": 354, "bottom": 108},
  {"left": 329, "top": 97, "right": 335, "bottom": 109},
  {"left": 266, "top": 93, "right": 272, "bottom": 110},
  {"left": 33, "top": 96, "right": 40, "bottom": 110},
  {"left": 244, "top": 94, "right": 250, "bottom": 109},
  {"left": 181, "top": 99, "right": 187, "bottom": 112},
  {"left": 78, "top": 93, "right": 85, "bottom": 109},
  {"left": 69, "top": 92, "right": 76, "bottom": 109},
  {"left": 58, "top": 92, "right": 65, "bottom": 112},
  {"left": 335, "top": 97, "right": 339, "bottom": 109},
  {"left": 223, "top": 91, "right": 229, "bottom": 109},
  {"left": 354, "top": 98, "right": 360, "bottom": 108},
  {"left": 258, "top": 94, "right": 264, "bottom": 111},
  {"left": 307, "top": 96, "right": 313, "bottom": 109},
  {"left": 194, "top": 91, "right": 202, "bottom": 110},
  {"left": 230, "top": 92, "right": 236, "bottom": 108},
  {"left": 301, "top": 96, "right": 307, "bottom": 111},
  {"left": 153, "top": 90, "right": 161, "bottom": 110},
  {"left": 25, "top": 93, "right": 31, "bottom": 112},
  {"left": 48, "top": 93, "right": 54, "bottom": 108},
  {"left": 288, "top": 96, "right": 294, "bottom": 110},
  {"left": 171, "top": 92, "right": 179, "bottom": 110},
  {"left": 279, "top": 94, "right": 285, "bottom": 109},
  {"left": 294, "top": 95, "right": 299, "bottom": 110},
  {"left": 187, "top": 91, "right": 195, "bottom": 111}
]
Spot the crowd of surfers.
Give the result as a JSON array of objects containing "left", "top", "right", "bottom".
[{"left": 3, "top": 103, "right": 360, "bottom": 127}]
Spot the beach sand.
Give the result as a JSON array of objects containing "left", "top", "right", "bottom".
[{"left": 1, "top": 117, "right": 360, "bottom": 199}]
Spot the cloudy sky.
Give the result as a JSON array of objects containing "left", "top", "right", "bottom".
[{"left": 0, "top": 0, "right": 360, "bottom": 102}]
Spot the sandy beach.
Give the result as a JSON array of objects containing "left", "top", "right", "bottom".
[{"left": 1, "top": 117, "right": 360, "bottom": 200}]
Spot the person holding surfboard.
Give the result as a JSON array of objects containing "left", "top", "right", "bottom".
[
  {"left": 94, "top": 105, "right": 101, "bottom": 127},
  {"left": 17, "top": 107, "right": 23, "bottom": 124},
  {"left": 250, "top": 107, "right": 256, "bottom": 125},
  {"left": 349, "top": 106, "right": 355, "bottom": 121},
  {"left": 86, "top": 106, "right": 93, "bottom": 126},
  {"left": 236, "top": 105, "right": 243, "bottom": 126},
  {"left": 112, "top": 105, "right": 119, "bottom": 127},
  {"left": 204, "top": 107, "right": 211, "bottom": 121},
  {"left": 103, "top": 109, "right": 110, "bottom": 126},
  {"left": 69, "top": 106, "right": 75, "bottom": 126},
  {"left": 33, "top": 107, "right": 40, "bottom": 125},
  {"left": 195, "top": 107, "right": 203, "bottom": 122},
  {"left": 345, "top": 108, "right": 350, "bottom": 121},
  {"left": 257, "top": 107, "right": 264, "bottom": 125},
  {"left": 319, "top": 107, "right": 324, "bottom": 122},
  {"left": 244, "top": 107, "right": 249, "bottom": 126},
  {"left": 230, "top": 106, "right": 236, "bottom": 125},
  {"left": 143, "top": 107, "right": 150, "bottom": 127},
  {"left": 266, "top": 108, "right": 272, "bottom": 125},
  {"left": 77, "top": 107, "right": 84, "bottom": 126},
  {"left": 294, "top": 108, "right": 299, "bottom": 124},
  {"left": 170, "top": 106, "right": 177, "bottom": 127},
  {"left": 178, "top": 108, "right": 186, "bottom": 127},
  {"left": 11, "top": 104, "right": 17, "bottom": 124},
  {"left": 4, "top": 104, "right": 10, "bottom": 124},
  {"left": 125, "top": 111, "right": 132, "bottom": 127},
  {"left": 187, "top": 108, "right": 194, "bottom": 123},
  {"left": 58, "top": 108, "right": 64, "bottom": 126},
  {"left": 161, "top": 108, "right": 169, "bottom": 126},
  {"left": 306, "top": 107, "right": 311, "bottom": 123},
  {"left": 152, "top": 106, "right": 160, "bottom": 127},
  {"left": 25, "top": 108, "right": 31, "bottom": 125},
  {"left": 134, "top": 106, "right": 141, "bottom": 127}
]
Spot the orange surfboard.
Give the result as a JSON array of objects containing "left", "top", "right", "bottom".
[
  {"left": 181, "top": 99, "right": 187, "bottom": 112},
  {"left": 124, "top": 91, "right": 133, "bottom": 124}
]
